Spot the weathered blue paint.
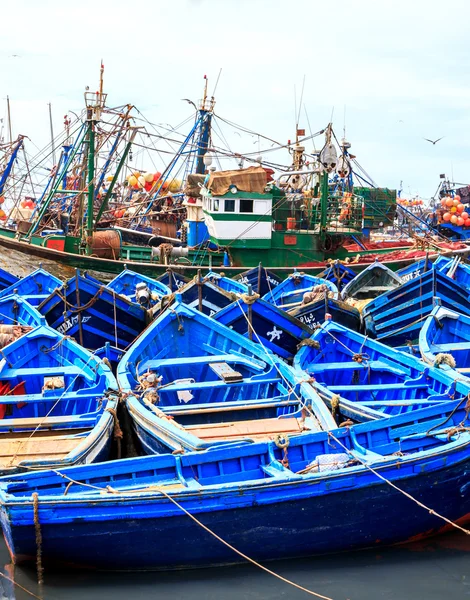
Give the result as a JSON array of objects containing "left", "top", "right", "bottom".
[
  {"left": 294, "top": 319, "right": 470, "bottom": 423},
  {"left": 0, "top": 400, "right": 469, "bottom": 570},
  {"left": 38, "top": 271, "right": 149, "bottom": 350}
]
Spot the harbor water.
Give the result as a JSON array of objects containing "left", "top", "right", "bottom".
[{"left": 0, "top": 530, "right": 468, "bottom": 599}]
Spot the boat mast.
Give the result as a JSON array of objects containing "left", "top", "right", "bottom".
[
  {"left": 195, "top": 75, "right": 215, "bottom": 174},
  {"left": 319, "top": 124, "right": 332, "bottom": 246},
  {"left": 95, "top": 126, "right": 138, "bottom": 225},
  {"left": 6, "top": 96, "right": 16, "bottom": 204},
  {"left": 0, "top": 136, "right": 23, "bottom": 196},
  {"left": 48, "top": 103, "right": 56, "bottom": 166},
  {"left": 84, "top": 62, "right": 106, "bottom": 254}
]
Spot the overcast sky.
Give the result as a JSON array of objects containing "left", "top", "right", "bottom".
[{"left": 1, "top": 0, "right": 469, "bottom": 198}]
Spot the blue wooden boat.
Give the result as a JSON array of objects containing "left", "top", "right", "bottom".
[
  {"left": 396, "top": 257, "right": 431, "bottom": 282},
  {"left": 106, "top": 268, "right": 171, "bottom": 307},
  {"left": 118, "top": 296, "right": 335, "bottom": 453},
  {"left": 294, "top": 319, "right": 470, "bottom": 423},
  {"left": 363, "top": 268, "right": 470, "bottom": 347},
  {"left": 204, "top": 271, "right": 249, "bottom": 295},
  {"left": 318, "top": 260, "right": 357, "bottom": 292},
  {"left": 288, "top": 295, "right": 361, "bottom": 332},
  {"left": 156, "top": 270, "right": 190, "bottom": 292},
  {"left": 213, "top": 293, "right": 312, "bottom": 361},
  {"left": 234, "top": 265, "right": 282, "bottom": 297},
  {"left": 341, "top": 260, "right": 402, "bottom": 301},
  {"left": 95, "top": 343, "right": 124, "bottom": 375},
  {"left": 0, "top": 294, "right": 45, "bottom": 349},
  {"left": 0, "top": 324, "right": 118, "bottom": 474},
  {"left": 1, "top": 399, "right": 469, "bottom": 570},
  {"left": 433, "top": 255, "right": 470, "bottom": 290},
  {"left": 0, "top": 294, "right": 44, "bottom": 329},
  {"left": 263, "top": 271, "right": 338, "bottom": 308},
  {"left": 0, "top": 266, "right": 19, "bottom": 291},
  {"left": 419, "top": 305, "right": 470, "bottom": 373},
  {"left": 38, "top": 271, "right": 149, "bottom": 350},
  {"left": 0, "top": 268, "right": 62, "bottom": 307},
  {"left": 164, "top": 275, "right": 238, "bottom": 317}
]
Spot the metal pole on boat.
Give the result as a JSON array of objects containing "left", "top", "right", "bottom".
[
  {"left": 75, "top": 269, "right": 84, "bottom": 347},
  {"left": 257, "top": 263, "right": 262, "bottom": 294},
  {"left": 197, "top": 269, "right": 203, "bottom": 312},
  {"left": 48, "top": 103, "right": 56, "bottom": 167},
  {"left": 247, "top": 284, "right": 253, "bottom": 340},
  {"left": 6, "top": 96, "right": 16, "bottom": 204},
  {"left": 424, "top": 251, "right": 429, "bottom": 273}
]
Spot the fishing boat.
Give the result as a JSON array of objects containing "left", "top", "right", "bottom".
[
  {"left": 0, "top": 70, "right": 466, "bottom": 278},
  {"left": 0, "top": 267, "right": 62, "bottom": 307},
  {"left": 0, "top": 266, "right": 19, "bottom": 291},
  {"left": 0, "top": 294, "right": 44, "bottom": 349},
  {"left": 213, "top": 291, "right": 312, "bottom": 361},
  {"left": 156, "top": 270, "right": 190, "bottom": 292},
  {"left": 233, "top": 265, "right": 281, "bottom": 296},
  {"left": 363, "top": 267, "right": 470, "bottom": 347},
  {"left": 288, "top": 295, "right": 361, "bottom": 332},
  {"left": 39, "top": 270, "right": 150, "bottom": 350},
  {"left": 294, "top": 319, "right": 470, "bottom": 423},
  {"left": 340, "top": 260, "right": 402, "bottom": 301},
  {"left": 433, "top": 255, "right": 470, "bottom": 290},
  {"left": 118, "top": 296, "right": 335, "bottom": 454},
  {"left": 203, "top": 271, "right": 248, "bottom": 295},
  {"left": 396, "top": 257, "right": 432, "bottom": 282},
  {"left": 317, "top": 260, "right": 357, "bottom": 291},
  {"left": 0, "top": 324, "right": 118, "bottom": 474},
  {"left": 1, "top": 399, "right": 469, "bottom": 570},
  {"left": 106, "top": 267, "right": 171, "bottom": 307},
  {"left": 158, "top": 273, "right": 239, "bottom": 317},
  {"left": 419, "top": 305, "right": 470, "bottom": 373},
  {"left": 0, "top": 294, "right": 44, "bottom": 329},
  {"left": 263, "top": 271, "right": 338, "bottom": 308}
]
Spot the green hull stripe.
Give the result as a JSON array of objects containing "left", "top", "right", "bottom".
[{"left": 203, "top": 210, "right": 271, "bottom": 222}]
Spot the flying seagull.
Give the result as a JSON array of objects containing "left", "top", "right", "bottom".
[{"left": 424, "top": 136, "right": 444, "bottom": 145}]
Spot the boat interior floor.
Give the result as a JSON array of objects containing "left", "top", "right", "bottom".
[
  {"left": 0, "top": 427, "right": 91, "bottom": 468},
  {"left": 185, "top": 416, "right": 313, "bottom": 443}
]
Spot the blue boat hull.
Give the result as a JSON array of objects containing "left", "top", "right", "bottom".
[
  {"left": 234, "top": 266, "right": 281, "bottom": 297},
  {"left": 39, "top": 273, "right": 149, "bottom": 350},
  {"left": 3, "top": 453, "right": 469, "bottom": 570},
  {"left": 363, "top": 269, "right": 470, "bottom": 346},
  {"left": 213, "top": 296, "right": 311, "bottom": 361},
  {"left": 289, "top": 297, "right": 361, "bottom": 332}
]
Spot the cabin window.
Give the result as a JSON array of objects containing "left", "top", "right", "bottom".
[
  {"left": 213, "top": 199, "right": 220, "bottom": 212},
  {"left": 224, "top": 199, "right": 235, "bottom": 212},
  {"left": 239, "top": 199, "right": 254, "bottom": 213}
]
